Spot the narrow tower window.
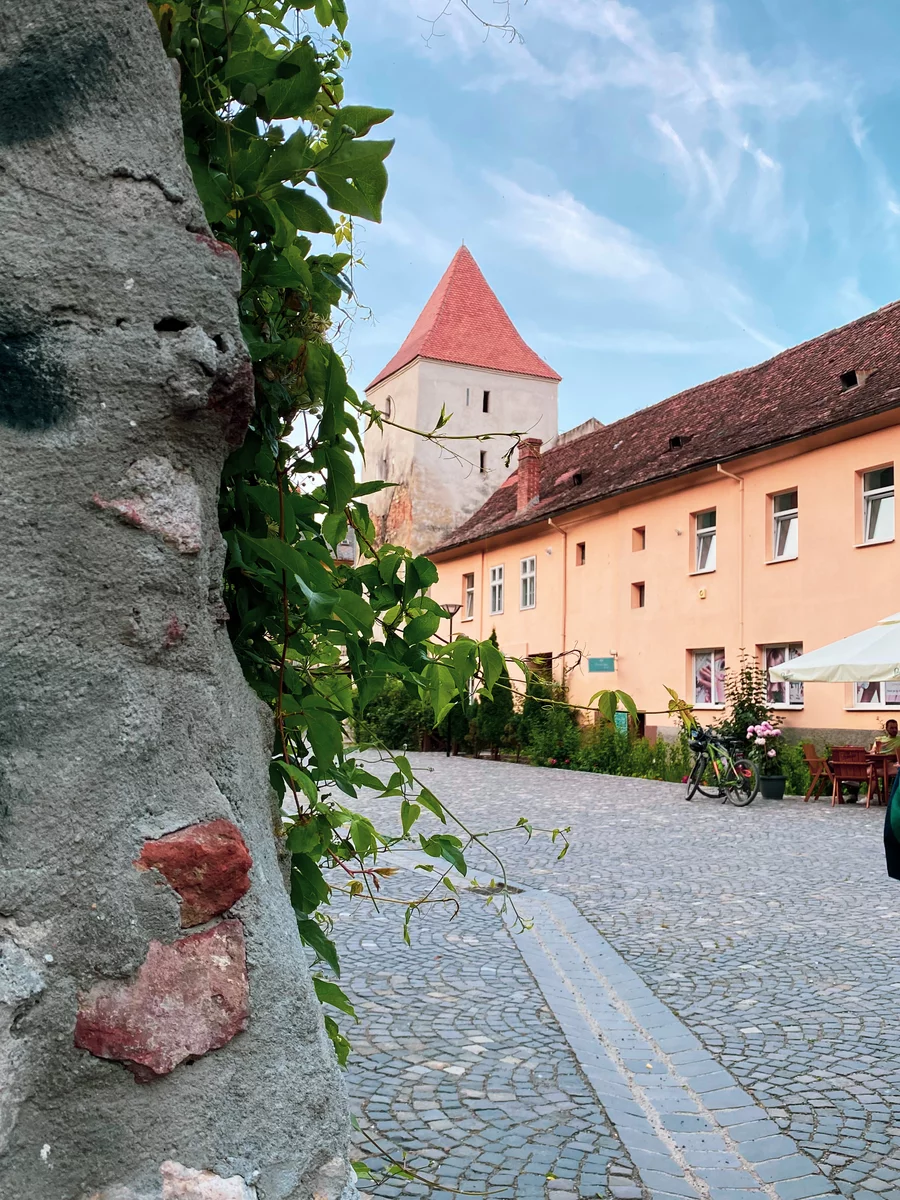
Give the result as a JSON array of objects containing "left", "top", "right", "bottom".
[
  {"left": 482, "top": 390, "right": 490, "bottom": 413},
  {"left": 479, "top": 450, "right": 487, "bottom": 474}
]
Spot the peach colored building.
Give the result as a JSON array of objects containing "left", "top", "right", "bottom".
[{"left": 429, "top": 303, "right": 900, "bottom": 741}]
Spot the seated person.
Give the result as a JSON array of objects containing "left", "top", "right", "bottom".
[
  {"left": 871, "top": 718, "right": 899, "bottom": 753},
  {"left": 868, "top": 719, "right": 899, "bottom": 802}
]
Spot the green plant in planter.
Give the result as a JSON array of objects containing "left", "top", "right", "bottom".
[{"left": 718, "top": 654, "right": 772, "bottom": 742}]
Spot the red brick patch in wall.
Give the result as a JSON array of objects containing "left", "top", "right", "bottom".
[
  {"left": 74, "top": 921, "right": 249, "bottom": 1080},
  {"left": 135, "top": 818, "right": 252, "bottom": 927}
]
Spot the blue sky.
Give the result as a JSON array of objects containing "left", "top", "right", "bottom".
[{"left": 337, "top": 0, "right": 900, "bottom": 432}]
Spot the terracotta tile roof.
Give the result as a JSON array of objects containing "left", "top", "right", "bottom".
[
  {"left": 431, "top": 301, "right": 900, "bottom": 554},
  {"left": 367, "top": 246, "right": 561, "bottom": 389}
]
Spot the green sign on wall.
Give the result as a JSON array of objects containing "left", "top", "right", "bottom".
[
  {"left": 588, "top": 657, "right": 616, "bottom": 673},
  {"left": 614, "top": 711, "right": 629, "bottom": 735}
]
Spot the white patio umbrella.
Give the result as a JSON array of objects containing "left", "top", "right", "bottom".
[{"left": 769, "top": 613, "right": 900, "bottom": 683}]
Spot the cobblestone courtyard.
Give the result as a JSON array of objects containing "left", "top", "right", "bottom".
[{"left": 333, "top": 756, "right": 900, "bottom": 1200}]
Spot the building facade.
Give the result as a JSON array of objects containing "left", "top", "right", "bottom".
[
  {"left": 429, "top": 303, "right": 900, "bottom": 740},
  {"left": 363, "top": 247, "right": 559, "bottom": 555}
]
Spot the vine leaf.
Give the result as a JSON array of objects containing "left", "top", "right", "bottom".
[
  {"left": 273, "top": 185, "right": 335, "bottom": 234},
  {"left": 315, "top": 140, "right": 393, "bottom": 221},
  {"left": 313, "top": 977, "right": 357, "bottom": 1020},
  {"left": 297, "top": 916, "right": 340, "bottom": 976}
]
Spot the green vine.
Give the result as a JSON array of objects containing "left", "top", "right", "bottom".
[{"left": 149, "top": 0, "right": 628, "bottom": 1066}]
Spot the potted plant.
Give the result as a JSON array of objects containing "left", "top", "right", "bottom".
[{"left": 747, "top": 720, "right": 786, "bottom": 799}]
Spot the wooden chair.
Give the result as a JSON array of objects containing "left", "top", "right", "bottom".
[
  {"left": 866, "top": 749, "right": 899, "bottom": 808},
  {"left": 830, "top": 746, "right": 873, "bottom": 807},
  {"left": 802, "top": 743, "right": 833, "bottom": 803}
]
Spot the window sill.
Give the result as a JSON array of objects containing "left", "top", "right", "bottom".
[
  {"left": 489, "top": 611, "right": 504, "bottom": 617},
  {"left": 855, "top": 538, "right": 895, "bottom": 548},
  {"left": 765, "top": 556, "right": 798, "bottom": 565},
  {"left": 461, "top": 617, "right": 473, "bottom": 623},
  {"left": 688, "top": 569, "right": 716, "bottom": 577},
  {"left": 847, "top": 706, "right": 900, "bottom": 712},
  {"left": 771, "top": 704, "right": 804, "bottom": 710},
  {"left": 693, "top": 704, "right": 725, "bottom": 710},
  {"left": 519, "top": 607, "right": 535, "bottom": 612}
]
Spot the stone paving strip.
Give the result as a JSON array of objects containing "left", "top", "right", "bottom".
[
  {"left": 333, "top": 869, "right": 643, "bottom": 1200},
  {"left": 508, "top": 886, "right": 841, "bottom": 1200}
]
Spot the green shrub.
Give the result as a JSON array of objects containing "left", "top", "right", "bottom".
[
  {"left": 475, "top": 631, "right": 515, "bottom": 756},
  {"left": 575, "top": 722, "right": 629, "bottom": 774},
  {"left": 525, "top": 703, "right": 582, "bottom": 766},
  {"left": 574, "top": 724, "right": 693, "bottom": 782},
  {"left": 353, "top": 678, "right": 431, "bottom": 750},
  {"left": 664, "top": 730, "right": 693, "bottom": 782},
  {"left": 781, "top": 742, "right": 812, "bottom": 797}
]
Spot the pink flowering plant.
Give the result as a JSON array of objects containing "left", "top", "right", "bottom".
[{"left": 746, "top": 720, "right": 784, "bottom": 775}]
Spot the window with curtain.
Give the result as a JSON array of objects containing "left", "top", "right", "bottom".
[{"left": 692, "top": 649, "right": 726, "bottom": 705}]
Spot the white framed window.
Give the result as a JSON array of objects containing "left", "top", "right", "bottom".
[
  {"left": 489, "top": 565, "right": 504, "bottom": 615},
  {"left": 763, "top": 644, "right": 803, "bottom": 707},
  {"left": 854, "top": 681, "right": 900, "bottom": 708},
  {"left": 772, "top": 490, "right": 798, "bottom": 561},
  {"left": 862, "top": 466, "right": 894, "bottom": 544},
  {"left": 463, "top": 572, "right": 475, "bottom": 621},
  {"left": 695, "top": 509, "right": 716, "bottom": 572},
  {"left": 692, "top": 648, "right": 725, "bottom": 707},
  {"left": 520, "top": 557, "right": 536, "bottom": 609}
]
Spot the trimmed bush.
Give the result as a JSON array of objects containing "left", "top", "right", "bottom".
[{"left": 353, "top": 678, "right": 431, "bottom": 750}]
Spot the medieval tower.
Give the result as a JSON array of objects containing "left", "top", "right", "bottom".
[{"left": 363, "top": 246, "right": 560, "bottom": 554}]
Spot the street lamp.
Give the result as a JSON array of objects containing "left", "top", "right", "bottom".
[{"left": 441, "top": 604, "right": 462, "bottom": 757}]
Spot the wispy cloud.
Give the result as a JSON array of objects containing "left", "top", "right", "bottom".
[
  {"left": 487, "top": 174, "right": 683, "bottom": 302},
  {"left": 392, "top": 0, "right": 829, "bottom": 248},
  {"left": 539, "top": 328, "right": 768, "bottom": 357},
  {"left": 377, "top": 208, "right": 458, "bottom": 268}
]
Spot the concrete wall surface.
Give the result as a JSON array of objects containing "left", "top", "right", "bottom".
[{"left": 0, "top": 5, "right": 355, "bottom": 1199}]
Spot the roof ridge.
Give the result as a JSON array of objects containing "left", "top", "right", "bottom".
[
  {"left": 581, "top": 299, "right": 900, "bottom": 441},
  {"left": 430, "top": 297, "right": 900, "bottom": 554}
]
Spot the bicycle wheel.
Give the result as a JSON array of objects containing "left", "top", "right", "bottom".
[
  {"left": 725, "top": 758, "right": 759, "bottom": 806},
  {"left": 685, "top": 755, "right": 705, "bottom": 800}
]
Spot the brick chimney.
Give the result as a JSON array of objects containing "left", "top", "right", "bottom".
[{"left": 517, "top": 438, "right": 542, "bottom": 512}]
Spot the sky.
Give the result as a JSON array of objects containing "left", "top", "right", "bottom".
[{"left": 337, "top": 0, "right": 900, "bottom": 433}]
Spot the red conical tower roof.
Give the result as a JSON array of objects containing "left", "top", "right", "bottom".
[{"left": 367, "top": 246, "right": 561, "bottom": 389}]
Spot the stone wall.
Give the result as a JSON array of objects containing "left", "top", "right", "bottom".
[{"left": 0, "top": 4, "right": 354, "bottom": 1198}]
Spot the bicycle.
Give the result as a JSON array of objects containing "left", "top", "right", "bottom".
[{"left": 685, "top": 725, "right": 759, "bottom": 806}]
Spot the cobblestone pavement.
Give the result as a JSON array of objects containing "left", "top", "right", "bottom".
[
  {"left": 335, "top": 756, "right": 900, "bottom": 1200},
  {"left": 336, "top": 883, "right": 640, "bottom": 1199}
]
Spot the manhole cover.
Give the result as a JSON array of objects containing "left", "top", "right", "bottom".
[{"left": 469, "top": 883, "right": 524, "bottom": 896}]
